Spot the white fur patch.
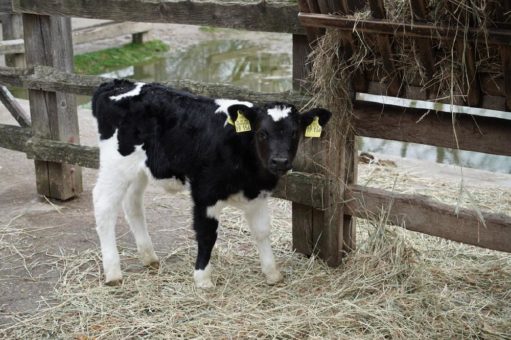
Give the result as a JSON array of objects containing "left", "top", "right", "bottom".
[
  {"left": 194, "top": 264, "right": 213, "bottom": 289},
  {"left": 206, "top": 191, "right": 271, "bottom": 219},
  {"left": 214, "top": 99, "right": 253, "bottom": 126},
  {"left": 267, "top": 106, "right": 292, "bottom": 122},
  {"left": 151, "top": 176, "right": 189, "bottom": 193},
  {"left": 110, "top": 82, "right": 145, "bottom": 101}
]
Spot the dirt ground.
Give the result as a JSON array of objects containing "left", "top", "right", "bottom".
[{"left": 1, "top": 21, "right": 511, "bottom": 331}]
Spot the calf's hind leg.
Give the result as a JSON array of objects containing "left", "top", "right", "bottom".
[{"left": 122, "top": 171, "right": 159, "bottom": 268}]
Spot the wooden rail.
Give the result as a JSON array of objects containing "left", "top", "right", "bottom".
[
  {"left": 0, "top": 21, "right": 154, "bottom": 55},
  {"left": 2, "top": 122, "right": 510, "bottom": 253},
  {"left": 1, "top": 66, "right": 510, "bottom": 157},
  {"left": 353, "top": 101, "right": 511, "bottom": 157},
  {"left": 12, "top": 0, "right": 304, "bottom": 34},
  {"left": 346, "top": 185, "right": 511, "bottom": 253},
  {"left": 298, "top": 14, "right": 511, "bottom": 46}
]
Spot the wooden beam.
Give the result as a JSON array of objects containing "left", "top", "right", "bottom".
[
  {"left": 298, "top": 14, "right": 511, "bottom": 46},
  {"left": 0, "top": 123, "right": 30, "bottom": 152},
  {"left": 502, "top": 46, "right": 511, "bottom": 111},
  {"left": 1, "top": 13, "right": 24, "bottom": 67},
  {"left": 0, "top": 85, "right": 29, "bottom": 127},
  {"left": 12, "top": 0, "right": 303, "bottom": 34},
  {"left": 368, "top": 0, "right": 401, "bottom": 97},
  {"left": 346, "top": 185, "right": 511, "bottom": 253},
  {"left": 0, "top": 0, "right": 12, "bottom": 13},
  {"left": 353, "top": 101, "right": 511, "bottom": 157},
  {"left": 23, "top": 14, "right": 82, "bottom": 200},
  {"left": 0, "top": 21, "right": 154, "bottom": 55},
  {"left": 0, "top": 65, "right": 309, "bottom": 106},
  {"left": 409, "top": 0, "right": 435, "bottom": 99}
]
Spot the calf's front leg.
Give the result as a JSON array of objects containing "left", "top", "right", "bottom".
[
  {"left": 193, "top": 204, "right": 219, "bottom": 289},
  {"left": 245, "top": 198, "right": 283, "bottom": 285}
]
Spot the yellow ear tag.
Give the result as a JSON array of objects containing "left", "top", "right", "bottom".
[
  {"left": 234, "top": 110, "right": 252, "bottom": 133},
  {"left": 305, "top": 116, "right": 322, "bottom": 138}
]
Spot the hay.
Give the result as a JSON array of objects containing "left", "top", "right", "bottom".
[
  {"left": 307, "top": 0, "right": 507, "bottom": 111},
  {"left": 1, "top": 164, "right": 510, "bottom": 339}
]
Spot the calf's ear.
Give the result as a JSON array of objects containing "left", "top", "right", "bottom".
[
  {"left": 300, "top": 108, "right": 332, "bottom": 129},
  {"left": 227, "top": 105, "right": 258, "bottom": 124}
]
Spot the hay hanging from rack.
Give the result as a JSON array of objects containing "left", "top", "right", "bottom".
[{"left": 307, "top": 0, "right": 507, "bottom": 116}]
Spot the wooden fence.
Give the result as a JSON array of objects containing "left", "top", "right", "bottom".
[{"left": 0, "top": 0, "right": 509, "bottom": 266}]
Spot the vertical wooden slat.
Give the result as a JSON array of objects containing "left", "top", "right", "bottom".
[
  {"left": 502, "top": 46, "right": 511, "bottom": 111},
  {"left": 445, "top": 2, "right": 481, "bottom": 107},
  {"left": 291, "top": 0, "right": 357, "bottom": 266},
  {"left": 298, "top": 0, "right": 322, "bottom": 43},
  {"left": 368, "top": 0, "right": 402, "bottom": 97},
  {"left": 23, "top": 14, "right": 82, "bottom": 200},
  {"left": 410, "top": 0, "right": 436, "bottom": 99},
  {"left": 1, "top": 13, "right": 25, "bottom": 67}
]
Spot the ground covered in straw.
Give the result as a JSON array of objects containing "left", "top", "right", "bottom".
[{"left": 1, "top": 161, "right": 510, "bottom": 339}]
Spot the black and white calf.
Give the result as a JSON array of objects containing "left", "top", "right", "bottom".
[{"left": 92, "top": 79, "right": 331, "bottom": 288}]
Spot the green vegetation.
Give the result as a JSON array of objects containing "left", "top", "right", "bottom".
[{"left": 74, "top": 40, "right": 169, "bottom": 75}]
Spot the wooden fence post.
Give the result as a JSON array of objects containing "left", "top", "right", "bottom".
[
  {"left": 1, "top": 13, "right": 25, "bottom": 67},
  {"left": 22, "top": 14, "right": 82, "bottom": 200},
  {"left": 291, "top": 30, "right": 357, "bottom": 266}
]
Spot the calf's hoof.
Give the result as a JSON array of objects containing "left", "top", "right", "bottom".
[
  {"left": 195, "top": 279, "right": 215, "bottom": 289},
  {"left": 105, "top": 279, "right": 123, "bottom": 286},
  {"left": 265, "top": 271, "right": 284, "bottom": 285},
  {"left": 145, "top": 260, "right": 160, "bottom": 270}
]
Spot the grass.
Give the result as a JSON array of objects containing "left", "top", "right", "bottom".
[{"left": 74, "top": 40, "right": 169, "bottom": 75}]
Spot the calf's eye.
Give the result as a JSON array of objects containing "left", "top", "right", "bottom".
[{"left": 258, "top": 131, "right": 268, "bottom": 140}]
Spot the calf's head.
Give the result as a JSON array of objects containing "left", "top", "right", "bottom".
[{"left": 228, "top": 103, "right": 331, "bottom": 176}]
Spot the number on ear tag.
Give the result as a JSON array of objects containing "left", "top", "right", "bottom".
[
  {"left": 305, "top": 117, "right": 322, "bottom": 138},
  {"left": 234, "top": 111, "right": 251, "bottom": 133}
]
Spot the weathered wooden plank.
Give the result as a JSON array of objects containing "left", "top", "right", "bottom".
[
  {"left": 292, "top": 34, "right": 311, "bottom": 92},
  {"left": 298, "top": 14, "right": 511, "bottom": 46},
  {"left": 410, "top": 0, "right": 435, "bottom": 99},
  {"left": 12, "top": 0, "right": 303, "bottom": 34},
  {"left": 274, "top": 172, "right": 327, "bottom": 209},
  {"left": 297, "top": 0, "right": 321, "bottom": 43},
  {"left": 0, "top": 21, "right": 154, "bottom": 55},
  {"left": 353, "top": 101, "right": 511, "bottom": 157},
  {"left": 291, "top": 21, "right": 315, "bottom": 257},
  {"left": 0, "top": 85, "right": 29, "bottom": 127},
  {"left": 368, "top": 0, "right": 401, "bottom": 97},
  {"left": 23, "top": 14, "right": 82, "bottom": 200},
  {"left": 502, "top": 46, "right": 511, "bottom": 111},
  {"left": 0, "top": 0, "right": 12, "bottom": 13},
  {"left": 1, "top": 13, "right": 24, "bottom": 66},
  {"left": 0, "top": 65, "right": 309, "bottom": 106},
  {"left": 458, "top": 41, "right": 481, "bottom": 107},
  {"left": 0, "top": 123, "right": 30, "bottom": 152},
  {"left": 346, "top": 185, "right": 511, "bottom": 253}
]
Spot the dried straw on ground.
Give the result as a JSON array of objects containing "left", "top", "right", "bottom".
[{"left": 1, "top": 164, "right": 510, "bottom": 339}]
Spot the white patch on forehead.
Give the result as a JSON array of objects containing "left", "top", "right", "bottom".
[
  {"left": 267, "top": 106, "right": 292, "bottom": 121},
  {"left": 214, "top": 99, "right": 253, "bottom": 126},
  {"left": 109, "top": 82, "right": 145, "bottom": 101}
]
